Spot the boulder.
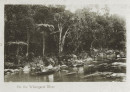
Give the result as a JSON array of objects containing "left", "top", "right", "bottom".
[
  {"left": 120, "top": 51, "right": 126, "bottom": 58},
  {"left": 106, "top": 53, "right": 116, "bottom": 60},
  {"left": 83, "top": 57, "right": 93, "bottom": 65},
  {"left": 110, "top": 73, "right": 126, "bottom": 78},
  {"left": 23, "top": 66, "right": 30, "bottom": 73},
  {"left": 47, "top": 64, "right": 53, "bottom": 69}
]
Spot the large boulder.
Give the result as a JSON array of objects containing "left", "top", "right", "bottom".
[
  {"left": 83, "top": 57, "right": 93, "bottom": 65},
  {"left": 120, "top": 51, "right": 126, "bottom": 58},
  {"left": 95, "top": 53, "right": 107, "bottom": 61},
  {"left": 106, "top": 53, "right": 116, "bottom": 60}
]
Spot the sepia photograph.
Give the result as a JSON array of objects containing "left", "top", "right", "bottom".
[{"left": 4, "top": 4, "right": 126, "bottom": 82}]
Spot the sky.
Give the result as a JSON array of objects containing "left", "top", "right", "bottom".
[
  {"left": 65, "top": 4, "right": 130, "bottom": 18},
  {"left": 35, "top": 0, "right": 130, "bottom": 18},
  {"left": 3, "top": 0, "right": 130, "bottom": 18}
]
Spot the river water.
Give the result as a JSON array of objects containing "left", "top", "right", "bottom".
[
  {"left": 4, "top": 65, "right": 125, "bottom": 82},
  {"left": 4, "top": 58, "right": 126, "bottom": 82},
  {"left": 4, "top": 67, "right": 85, "bottom": 82}
]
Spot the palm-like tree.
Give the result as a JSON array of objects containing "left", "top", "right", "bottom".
[
  {"left": 36, "top": 24, "right": 54, "bottom": 56},
  {"left": 7, "top": 41, "right": 28, "bottom": 64}
]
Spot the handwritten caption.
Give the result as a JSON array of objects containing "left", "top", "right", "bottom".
[{"left": 17, "top": 85, "right": 55, "bottom": 89}]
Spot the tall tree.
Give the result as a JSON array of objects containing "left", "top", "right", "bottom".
[
  {"left": 36, "top": 24, "right": 54, "bottom": 56},
  {"left": 54, "top": 11, "right": 74, "bottom": 55}
]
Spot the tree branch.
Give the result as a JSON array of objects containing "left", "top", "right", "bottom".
[
  {"left": 62, "top": 27, "right": 70, "bottom": 45},
  {"left": 50, "top": 31, "right": 60, "bottom": 35}
]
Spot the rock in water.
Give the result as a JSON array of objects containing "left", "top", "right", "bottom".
[
  {"left": 23, "top": 66, "right": 30, "bottom": 73},
  {"left": 47, "top": 64, "right": 53, "bottom": 69}
]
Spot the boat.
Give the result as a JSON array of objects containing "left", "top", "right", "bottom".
[
  {"left": 30, "top": 64, "right": 61, "bottom": 76},
  {"left": 30, "top": 69, "right": 55, "bottom": 76},
  {"left": 73, "top": 64, "right": 84, "bottom": 67},
  {"left": 36, "top": 69, "right": 55, "bottom": 75},
  {"left": 65, "top": 72, "right": 77, "bottom": 76}
]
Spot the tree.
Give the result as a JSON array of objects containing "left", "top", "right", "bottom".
[
  {"left": 54, "top": 11, "right": 74, "bottom": 55},
  {"left": 4, "top": 5, "right": 126, "bottom": 61},
  {"left": 5, "top": 5, "right": 35, "bottom": 56},
  {"left": 36, "top": 24, "right": 54, "bottom": 56},
  {"left": 18, "top": 17, "right": 35, "bottom": 56}
]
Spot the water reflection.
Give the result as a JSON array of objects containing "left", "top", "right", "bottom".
[
  {"left": 43, "top": 76, "right": 47, "bottom": 81},
  {"left": 48, "top": 74, "right": 54, "bottom": 82},
  {"left": 5, "top": 67, "right": 85, "bottom": 82},
  {"left": 78, "top": 67, "right": 84, "bottom": 74},
  {"left": 73, "top": 67, "right": 78, "bottom": 72}
]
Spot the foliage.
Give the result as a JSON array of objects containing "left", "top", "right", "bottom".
[{"left": 5, "top": 5, "right": 126, "bottom": 63}]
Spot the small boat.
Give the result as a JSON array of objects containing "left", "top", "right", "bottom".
[
  {"left": 30, "top": 64, "right": 60, "bottom": 76},
  {"left": 71, "top": 63, "right": 84, "bottom": 67},
  {"left": 75, "top": 64, "right": 84, "bottom": 67},
  {"left": 32, "top": 69, "right": 55, "bottom": 75},
  {"left": 65, "top": 72, "right": 76, "bottom": 76}
]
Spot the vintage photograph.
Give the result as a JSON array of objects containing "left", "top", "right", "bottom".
[{"left": 4, "top": 4, "right": 126, "bottom": 82}]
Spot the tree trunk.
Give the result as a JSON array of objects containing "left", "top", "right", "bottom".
[
  {"left": 90, "top": 35, "right": 96, "bottom": 60},
  {"left": 43, "top": 32, "right": 45, "bottom": 57},
  {"left": 74, "top": 43, "right": 80, "bottom": 53},
  {"left": 58, "top": 24, "right": 62, "bottom": 55},
  {"left": 90, "top": 40, "right": 94, "bottom": 50},
  {"left": 16, "top": 44, "right": 19, "bottom": 64},
  {"left": 60, "top": 28, "right": 70, "bottom": 54},
  {"left": 16, "top": 44, "right": 19, "bottom": 56},
  {"left": 26, "top": 31, "right": 30, "bottom": 57}
]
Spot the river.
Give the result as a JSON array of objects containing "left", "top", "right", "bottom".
[
  {"left": 5, "top": 67, "right": 85, "bottom": 82},
  {"left": 4, "top": 65, "right": 126, "bottom": 82},
  {"left": 4, "top": 59, "right": 126, "bottom": 82}
]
